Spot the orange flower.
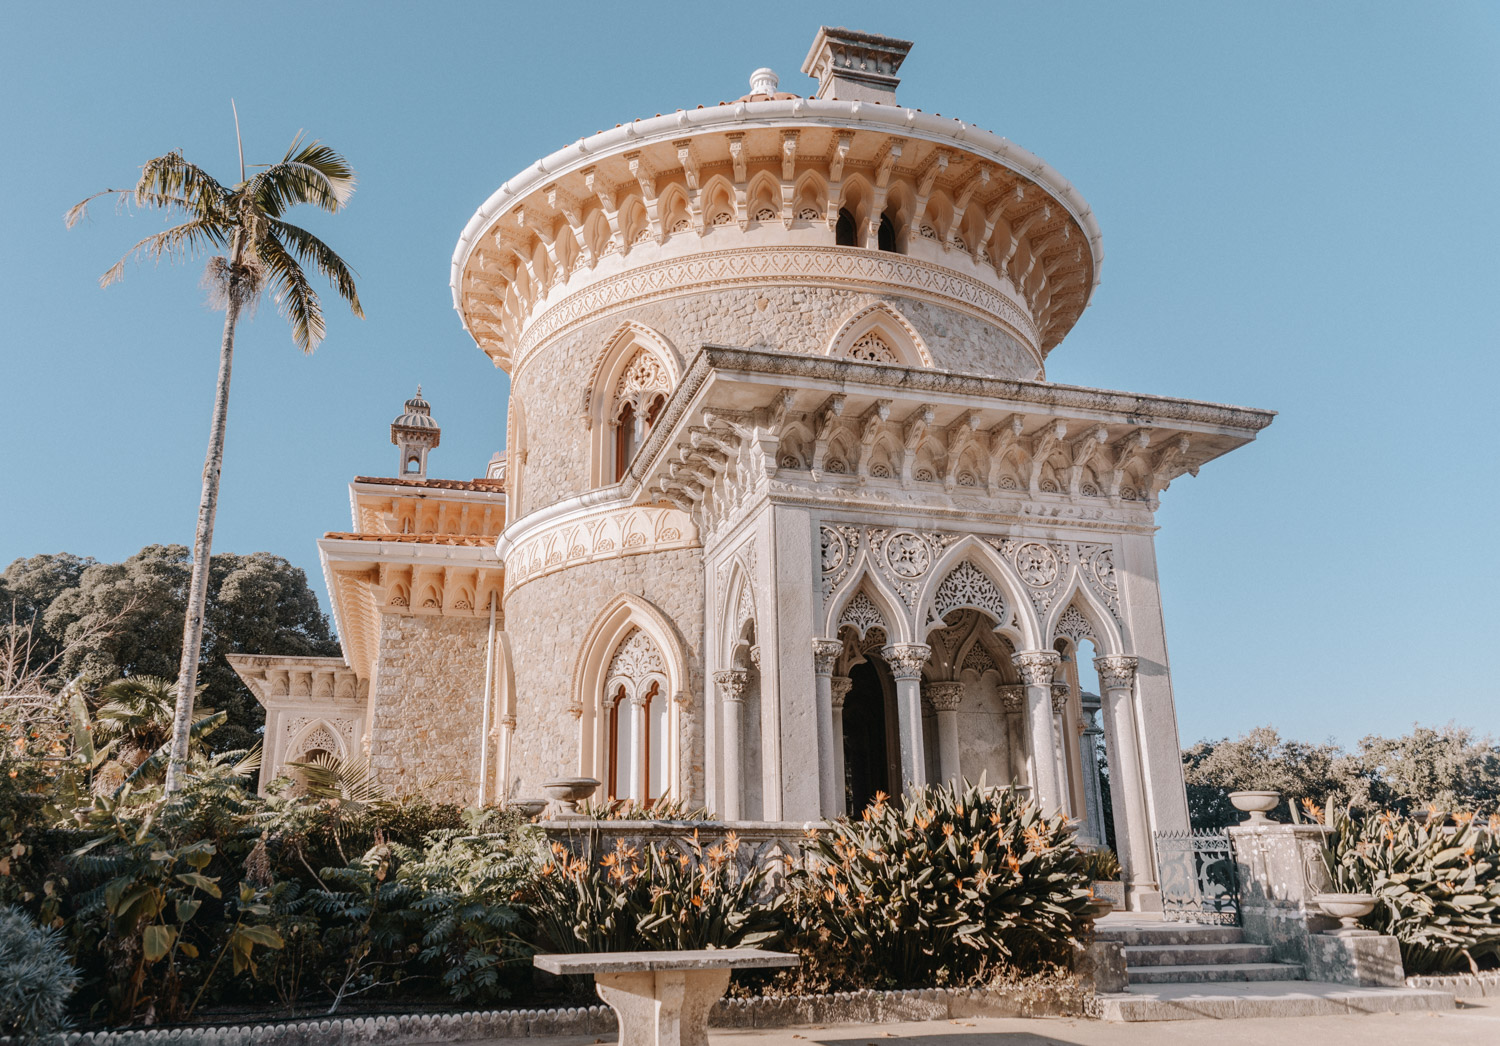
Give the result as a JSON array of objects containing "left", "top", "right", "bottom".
[
  {"left": 942, "top": 823, "right": 955, "bottom": 837},
  {"left": 692, "top": 895, "right": 704, "bottom": 908}
]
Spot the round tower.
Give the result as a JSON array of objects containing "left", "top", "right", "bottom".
[{"left": 452, "top": 27, "right": 1111, "bottom": 811}]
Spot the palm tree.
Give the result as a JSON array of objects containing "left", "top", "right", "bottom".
[
  {"left": 68, "top": 124, "right": 362, "bottom": 792},
  {"left": 94, "top": 675, "right": 209, "bottom": 770}
]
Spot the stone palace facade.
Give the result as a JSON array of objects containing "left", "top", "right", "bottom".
[{"left": 230, "top": 27, "right": 1273, "bottom": 910}]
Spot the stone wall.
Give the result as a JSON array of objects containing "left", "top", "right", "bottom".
[
  {"left": 509, "top": 288, "right": 1036, "bottom": 517},
  {"left": 367, "top": 613, "right": 489, "bottom": 802},
  {"left": 501, "top": 547, "right": 705, "bottom": 803}
]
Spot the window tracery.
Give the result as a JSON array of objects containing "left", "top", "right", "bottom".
[
  {"left": 611, "top": 348, "right": 671, "bottom": 481},
  {"left": 603, "top": 627, "right": 669, "bottom": 801}
]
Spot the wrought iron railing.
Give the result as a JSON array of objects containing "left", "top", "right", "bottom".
[{"left": 1154, "top": 828, "right": 1240, "bottom": 924}]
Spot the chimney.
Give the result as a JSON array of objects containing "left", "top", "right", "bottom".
[{"left": 801, "top": 26, "right": 914, "bottom": 105}]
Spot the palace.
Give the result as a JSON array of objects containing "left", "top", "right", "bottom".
[{"left": 229, "top": 27, "right": 1273, "bottom": 910}]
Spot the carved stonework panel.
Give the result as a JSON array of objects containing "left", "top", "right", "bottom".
[
  {"left": 866, "top": 528, "right": 956, "bottom": 609},
  {"left": 1078, "top": 543, "right": 1122, "bottom": 621},
  {"left": 932, "top": 561, "right": 1009, "bottom": 625},
  {"left": 605, "top": 628, "right": 668, "bottom": 705},
  {"left": 838, "top": 591, "right": 887, "bottom": 639},
  {"left": 1054, "top": 604, "right": 1094, "bottom": 646},
  {"left": 989, "top": 538, "right": 1071, "bottom": 618},
  {"left": 819, "top": 524, "right": 860, "bottom": 605},
  {"left": 962, "top": 642, "right": 998, "bottom": 674},
  {"left": 845, "top": 330, "right": 898, "bottom": 363}
]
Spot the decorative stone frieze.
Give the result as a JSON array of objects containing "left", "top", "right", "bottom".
[{"left": 504, "top": 502, "right": 697, "bottom": 594}]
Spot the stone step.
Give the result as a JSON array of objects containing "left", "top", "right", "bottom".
[
  {"left": 1098, "top": 981, "right": 1457, "bottom": 1022},
  {"left": 1095, "top": 923, "right": 1245, "bottom": 947},
  {"left": 1122, "top": 942, "right": 1275, "bottom": 967},
  {"left": 1128, "top": 962, "right": 1304, "bottom": 984}
]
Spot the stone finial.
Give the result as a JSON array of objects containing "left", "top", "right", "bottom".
[
  {"left": 801, "top": 26, "right": 914, "bottom": 104},
  {"left": 749, "top": 67, "right": 779, "bottom": 96}
]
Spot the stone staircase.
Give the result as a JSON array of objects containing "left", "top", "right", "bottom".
[
  {"left": 1093, "top": 915, "right": 1455, "bottom": 1021},
  {"left": 1107, "top": 920, "right": 1302, "bottom": 985}
]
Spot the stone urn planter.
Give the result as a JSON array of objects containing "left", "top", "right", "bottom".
[
  {"left": 1314, "top": 892, "right": 1378, "bottom": 936},
  {"left": 1087, "top": 895, "right": 1116, "bottom": 921},
  {"left": 542, "top": 777, "right": 600, "bottom": 818},
  {"left": 507, "top": 798, "right": 548, "bottom": 820},
  {"left": 1092, "top": 879, "right": 1126, "bottom": 911},
  {"left": 1228, "top": 790, "right": 1281, "bottom": 824}
]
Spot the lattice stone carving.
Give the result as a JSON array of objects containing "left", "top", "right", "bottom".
[
  {"left": 961, "top": 642, "right": 998, "bottom": 674},
  {"left": 846, "top": 330, "right": 898, "bottom": 363},
  {"left": 819, "top": 524, "right": 859, "bottom": 605},
  {"left": 605, "top": 627, "right": 667, "bottom": 705},
  {"left": 615, "top": 349, "right": 670, "bottom": 415},
  {"left": 838, "top": 591, "right": 886, "bottom": 638},
  {"left": 1012, "top": 543, "right": 1059, "bottom": 587},
  {"left": 298, "top": 726, "right": 339, "bottom": 756},
  {"left": 1078, "top": 543, "right": 1122, "bottom": 621},
  {"left": 1055, "top": 604, "right": 1094, "bottom": 646},
  {"left": 933, "top": 561, "right": 1009, "bottom": 624}
]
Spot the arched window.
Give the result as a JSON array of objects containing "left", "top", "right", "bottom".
[
  {"left": 602, "top": 627, "right": 669, "bottom": 802},
  {"left": 612, "top": 351, "right": 669, "bottom": 481},
  {"left": 878, "top": 214, "right": 897, "bottom": 252},
  {"left": 836, "top": 208, "right": 857, "bottom": 246}
]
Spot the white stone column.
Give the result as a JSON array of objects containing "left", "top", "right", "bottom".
[
  {"left": 811, "top": 639, "right": 844, "bottom": 818},
  {"left": 1012, "top": 651, "right": 1064, "bottom": 814},
  {"left": 714, "top": 669, "right": 747, "bottom": 820},
  {"left": 1095, "top": 654, "right": 1157, "bottom": 899},
  {"left": 1051, "top": 681, "right": 1072, "bottom": 809},
  {"left": 829, "top": 676, "right": 852, "bottom": 815},
  {"left": 881, "top": 643, "right": 931, "bottom": 792},
  {"left": 998, "top": 684, "right": 1028, "bottom": 792},
  {"left": 923, "top": 681, "right": 964, "bottom": 785},
  {"left": 627, "top": 694, "right": 648, "bottom": 802},
  {"left": 1078, "top": 702, "right": 1108, "bottom": 847}
]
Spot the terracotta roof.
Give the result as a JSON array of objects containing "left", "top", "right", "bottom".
[
  {"left": 353, "top": 476, "right": 506, "bottom": 492},
  {"left": 323, "top": 532, "right": 495, "bottom": 547}
]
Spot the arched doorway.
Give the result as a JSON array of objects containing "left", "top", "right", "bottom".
[{"left": 842, "top": 655, "right": 897, "bottom": 814}]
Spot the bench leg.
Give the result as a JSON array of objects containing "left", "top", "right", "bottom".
[{"left": 594, "top": 968, "right": 732, "bottom": 1046}]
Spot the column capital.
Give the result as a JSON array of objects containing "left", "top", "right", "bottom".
[
  {"left": 923, "top": 680, "right": 965, "bottom": 712},
  {"left": 1011, "top": 650, "right": 1061, "bottom": 686},
  {"left": 881, "top": 642, "right": 932, "bottom": 680},
  {"left": 811, "top": 638, "right": 844, "bottom": 674},
  {"left": 713, "top": 668, "right": 749, "bottom": 703},
  {"left": 626, "top": 692, "right": 649, "bottom": 709},
  {"left": 829, "top": 676, "right": 853, "bottom": 709},
  {"left": 748, "top": 645, "right": 762, "bottom": 671},
  {"left": 997, "top": 683, "right": 1026, "bottom": 713},
  {"left": 1050, "top": 682, "right": 1071, "bottom": 713},
  {"left": 1093, "top": 654, "right": 1139, "bottom": 691}
]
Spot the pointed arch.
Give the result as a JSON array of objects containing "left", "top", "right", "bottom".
[
  {"left": 1042, "top": 579, "right": 1123, "bottom": 656},
  {"left": 658, "top": 183, "right": 693, "bottom": 235},
  {"left": 824, "top": 569, "right": 909, "bottom": 644},
  {"left": 584, "top": 322, "right": 681, "bottom": 487},
  {"left": 288, "top": 718, "right": 349, "bottom": 762},
  {"left": 915, "top": 537, "right": 1036, "bottom": 649},
  {"left": 573, "top": 593, "right": 690, "bottom": 800},
  {"left": 826, "top": 301, "right": 934, "bottom": 368},
  {"left": 699, "top": 174, "right": 737, "bottom": 230},
  {"left": 793, "top": 170, "right": 828, "bottom": 221},
  {"left": 718, "top": 557, "right": 758, "bottom": 667},
  {"left": 745, "top": 171, "right": 781, "bottom": 225}
]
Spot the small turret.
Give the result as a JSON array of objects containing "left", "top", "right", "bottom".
[{"left": 390, "top": 386, "right": 440, "bottom": 477}]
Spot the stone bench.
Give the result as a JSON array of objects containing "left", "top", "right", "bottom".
[{"left": 534, "top": 948, "right": 800, "bottom": 1046}]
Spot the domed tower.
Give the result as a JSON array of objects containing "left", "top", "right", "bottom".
[
  {"left": 390, "top": 386, "right": 440, "bottom": 477},
  {"left": 453, "top": 27, "right": 1272, "bottom": 910}
]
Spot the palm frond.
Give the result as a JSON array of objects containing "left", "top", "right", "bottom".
[
  {"left": 135, "top": 150, "right": 229, "bottom": 216},
  {"left": 116, "top": 710, "right": 226, "bottom": 794},
  {"left": 257, "top": 232, "right": 324, "bottom": 352},
  {"left": 98, "top": 219, "right": 232, "bottom": 287},
  {"left": 267, "top": 218, "right": 362, "bottom": 315},
  {"left": 287, "top": 751, "right": 389, "bottom": 806},
  {"left": 249, "top": 133, "right": 356, "bottom": 218},
  {"left": 67, "top": 188, "right": 212, "bottom": 229}
]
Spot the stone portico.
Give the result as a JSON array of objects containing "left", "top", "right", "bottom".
[{"left": 235, "top": 26, "right": 1274, "bottom": 912}]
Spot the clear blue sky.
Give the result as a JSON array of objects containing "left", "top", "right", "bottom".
[{"left": 3, "top": 2, "right": 1496, "bottom": 747}]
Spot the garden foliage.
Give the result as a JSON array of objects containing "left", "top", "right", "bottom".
[
  {"left": 1321, "top": 802, "right": 1500, "bottom": 973},
  {"left": 0, "top": 905, "right": 80, "bottom": 1041},
  {"left": 782, "top": 781, "right": 1092, "bottom": 989}
]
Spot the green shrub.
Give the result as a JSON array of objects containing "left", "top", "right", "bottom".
[
  {"left": 0, "top": 905, "right": 79, "bottom": 1040},
  {"left": 1323, "top": 803, "right": 1500, "bottom": 973},
  {"left": 783, "top": 782, "right": 1092, "bottom": 989},
  {"left": 526, "top": 830, "right": 780, "bottom": 953},
  {"left": 1080, "top": 848, "right": 1121, "bottom": 882},
  {"left": 582, "top": 796, "right": 715, "bottom": 821}
]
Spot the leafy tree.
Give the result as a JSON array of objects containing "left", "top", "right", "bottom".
[
  {"left": 68, "top": 127, "right": 362, "bottom": 791},
  {"left": 1183, "top": 724, "right": 1500, "bottom": 827},
  {"left": 1, "top": 554, "right": 97, "bottom": 676},
  {"left": 12, "top": 545, "right": 337, "bottom": 752}
]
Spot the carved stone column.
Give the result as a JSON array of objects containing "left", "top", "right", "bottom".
[
  {"left": 1012, "top": 651, "right": 1064, "bottom": 814},
  {"left": 882, "top": 643, "right": 931, "bottom": 792},
  {"left": 1095, "top": 654, "right": 1156, "bottom": 899},
  {"left": 714, "top": 670, "right": 748, "bottom": 820},
  {"left": 627, "top": 694, "right": 648, "bottom": 802},
  {"left": 998, "top": 684, "right": 1028, "bottom": 791},
  {"left": 811, "top": 639, "right": 845, "bottom": 818},
  {"left": 829, "top": 676, "right": 852, "bottom": 815},
  {"left": 923, "top": 681, "right": 965, "bottom": 785},
  {"left": 1051, "top": 681, "right": 1072, "bottom": 810}
]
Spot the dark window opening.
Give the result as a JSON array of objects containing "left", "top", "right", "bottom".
[
  {"left": 878, "top": 214, "right": 897, "bottom": 253},
  {"left": 835, "top": 208, "right": 857, "bottom": 247}
]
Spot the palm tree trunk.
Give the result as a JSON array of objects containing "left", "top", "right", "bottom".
[{"left": 165, "top": 291, "right": 242, "bottom": 793}]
